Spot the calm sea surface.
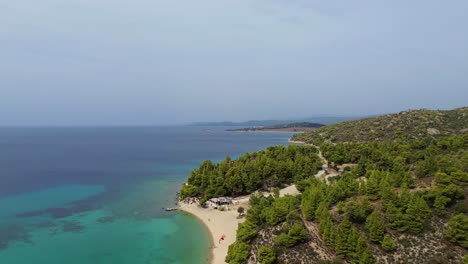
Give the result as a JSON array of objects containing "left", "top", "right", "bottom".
[{"left": 0, "top": 126, "right": 292, "bottom": 264}]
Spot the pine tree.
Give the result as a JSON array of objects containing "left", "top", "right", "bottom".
[
  {"left": 366, "top": 210, "right": 385, "bottom": 242},
  {"left": 434, "top": 193, "right": 450, "bottom": 216},
  {"left": 324, "top": 221, "right": 336, "bottom": 247},
  {"left": 347, "top": 227, "right": 359, "bottom": 260},
  {"left": 366, "top": 173, "right": 380, "bottom": 200},
  {"left": 301, "top": 188, "right": 322, "bottom": 220},
  {"left": 398, "top": 186, "right": 411, "bottom": 209},
  {"left": 319, "top": 210, "right": 336, "bottom": 247},
  {"left": 359, "top": 248, "right": 375, "bottom": 264},
  {"left": 316, "top": 201, "right": 330, "bottom": 223},
  {"left": 401, "top": 172, "right": 415, "bottom": 188},
  {"left": 257, "top": 245, "right": 276, "bottom": 264},
  {"left": 405, "top": 196, "right": 431, "bottom": 233},
  {"left": 356, "top": 157, "right": 367, "bottom": 176},
  {"left": 356, "top": 236, "right": 367, "bottom": 254},
  {"left": 380, "top": 179, "right": 397, "bottom": 209},
  {"left": 386, "top": 202, "right": 405, "bottom": 231},
  {"left": 444, "top": 213, "right": 468, "bottom": 248},
  {"left": 358, "top": 180, "right": 367, "bottom": 195},
  {"left": 392, "top": 156, "right": 407, "bottom": 172},
  {"left": 381, "top": 234, "right": 397, "bottom": 251},
  {"left": 354, "top": 236, "right": 368, "bottom": 264},
  {"left": 335, "top": 216, "right": 352, "bottom": 256}
]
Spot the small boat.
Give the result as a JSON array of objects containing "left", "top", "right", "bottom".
[{"left": 164, "top": 207, "right": 179, "bottom": 211}]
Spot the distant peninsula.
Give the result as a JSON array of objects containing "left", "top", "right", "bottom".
[
  {"left": 190, "top": 116, "right": 364, "bottom": 127},
  {"left": 226, "top": 122, "right": 325, "bottom": 132}
]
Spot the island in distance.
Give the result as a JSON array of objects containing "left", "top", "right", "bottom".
[{"left": 226, "top": 122, "right": 325, "bottom": 132}]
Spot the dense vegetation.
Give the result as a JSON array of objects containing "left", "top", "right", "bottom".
[
  {"left": 299, "top": 134, "right": 467, "bottom": 262},
  {"left": 182, "top": 107, "right": 468, "bottom": 263},
  {"left": 224, "top": 133, "right": 467, "bottom": 263},
  {"left": 292, "top": 107, "right": 467, "bottom": 145},
  {"left": 180, "top": 145, "right": 322, "bottom": 204},
  {"left": 226, "top": 194, "right": 310, "bottom": 264}
]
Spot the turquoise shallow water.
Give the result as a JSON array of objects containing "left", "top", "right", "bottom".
[
  {"left": 0, "top": 209, "right": 210, "bottom": 264},
  {"left": 0, "top": 180, "right": 211, "bottom": 264},
  {"left": 0, "top": 127, "right": 292, "bottom": 263},
  {"left": 0, "top": 185, "right": 106, "bottom": 221}
]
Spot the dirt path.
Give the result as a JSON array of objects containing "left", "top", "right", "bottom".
[
  {"left": 289, "top": 140, "right": 340, "bottom": 183},
  {"left": 304, "top": 221, "right": 336, "bottom": 260}
]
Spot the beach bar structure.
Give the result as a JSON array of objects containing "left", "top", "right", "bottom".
[
  {"left": 217, "top": 197, "right": 232, "bottom": 205},
  {"left": 205, "top": 197, "right": 233, "bottom": 207}
]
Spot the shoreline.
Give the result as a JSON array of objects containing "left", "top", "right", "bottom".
[
  {"left": 227, "top": 129, "right": 313, "bottom": 133},
  {"left": 227, "top": 130, "right": 302, "bottom": 133},
  {"left": 178, "top": 199, "right": 248, "bottom": 264},
  {"left": 288, "top": 139, "right": 313, "bottom": 146},
  {"left": 178, "top": 209, "right": 215, "bottom": 264},
  {"left": 178, "top": 186, "right": 300, "bottom": 264}
]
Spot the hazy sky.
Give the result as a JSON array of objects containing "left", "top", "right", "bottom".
[{"left": 1, "top": 0, "right": 467, "bottom": 125}]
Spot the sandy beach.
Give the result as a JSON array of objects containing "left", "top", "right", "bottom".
[
  {"left": 178, "top": 199, "right": 247, "bottom": 264},
  {"left": 178, "top": 185, "right": 299, "bottom": 264},
  {"left": 287, "top": 139, "right": 313, "bottom": 146}
]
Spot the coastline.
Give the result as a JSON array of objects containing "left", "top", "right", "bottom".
[
  {"left": 227, "top": 130, "right": 299, "bottom": 133},
  {"left": 178, "top": 199, "right": 248, "bottom": 264},
  {"left": 178, "top": 186, "right": 300, "bottom": 264},
  {"left": 178, "top": 209, "right": 215, "bottom": 264},
  {"left": 288, "top": 139, "right": 313, "bottom": 146},
  {"left": 227, "top": 128, "right": 318, "bottom": 133}
]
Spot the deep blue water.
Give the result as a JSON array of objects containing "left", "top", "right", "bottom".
[{"left": 0, "top": 126, "right": 293, "bottom": 263}]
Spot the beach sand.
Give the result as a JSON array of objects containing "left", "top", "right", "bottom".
[
  {"left": 178, "top": 185, "right": 299, "bottom": 264},
  {"left": 178, "top": 200, "right": 247, "bottom": 264}
]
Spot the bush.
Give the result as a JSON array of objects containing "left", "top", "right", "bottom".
[
  {"left": 179, "top": 184, "right": 198, "bottom": 199},
  {"left": 288, "top": 223, "right": 308, "bottom": 242},
  {"left": 257, "top": 245, "right": 276, "bottom": 264},
  {"left": 237, "top": 206, "right": 245, "bottom": 216},
  {"left": 444, "top": 213, "right": 468, "bottom": 248},
  {"left": 381, "top": 234, "right": 397, "bottom": 251},
  {"left": 366, "top": 210, "right": 385, "bottom": 242},
  {"left": 265, "top": 195, "right": 300, "bottom": 225},
  {"left": 225, "top": 242, "right": 250, "bottom": 264},
  {"left": 236, "top": 222, "right": 257, "bottom": 243},
  {"left": 344, "top": 198, "right": 373, "bottom": 223},
  {"left": 274, "top": 223, "right": 308, "bottom": 247}
]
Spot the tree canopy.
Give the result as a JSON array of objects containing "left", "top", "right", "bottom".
[
  {"left": 180, "top": 145, "right": 322, "bottom": 203},
  {"left": 185, "top": 127, "right": 467, "bottom": 263}
]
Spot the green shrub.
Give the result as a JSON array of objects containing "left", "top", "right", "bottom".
[
  {"left": 257, "top": 245, "right": 276, "bottom": 264},
  {"left": 225, "top": 242, "right": 250, "bottom": 264},
  {"left": 274, "top": 223, "right": 308, "bottom": 247},
  {"left": 445, "top": 213, "right": 468, "bottom": 248},
  {"left": 381, "top": 234, "right": 397, "bottom": 251},
  {"left": 179, "top": 184, "right": 198, "bottom": 199},
  {"left": 236, "top": 222, "right": 257, "bottom": 243},
  {"left": 366, "top": 210, "right": 385, "bottom": 242}
]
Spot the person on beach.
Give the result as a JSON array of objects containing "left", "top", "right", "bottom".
[{"left": 219, "top": 234, "right": 226, "bottom": 244}]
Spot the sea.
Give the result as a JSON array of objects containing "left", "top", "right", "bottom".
[{"left": 0, "top": 126, "right": 293, "bottom": 264}]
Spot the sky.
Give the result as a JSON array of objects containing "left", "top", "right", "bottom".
[{"left": 1, "top": 0, "right": 467, "bottom": 126}]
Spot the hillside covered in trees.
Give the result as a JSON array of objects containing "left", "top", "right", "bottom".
[
  {"left": 180, "top": 145, "right": 323, "bottom": 205},
  {"left": 226, "top": 134, "right": 467, "bottom": 264},
  {"left": 181, "top": 107, "right": 468, "bottom": 264},
  {"left": 292, "top": 107, "right": 467, "bottom": 145}
]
